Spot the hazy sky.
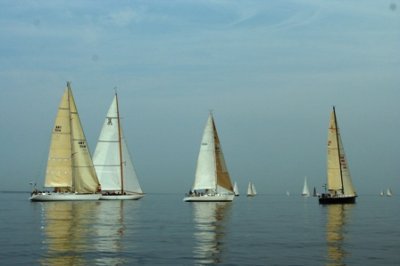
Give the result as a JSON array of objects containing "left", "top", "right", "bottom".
[{"left": 0, "top": 0, "right": 399, "bottom": 195}]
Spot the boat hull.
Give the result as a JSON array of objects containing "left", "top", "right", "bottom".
[
  {"left": 30, "top": 192, "right": 101, "bottom": 201},
  {"left": 100, "top": 194, "right": 144, "bottom": 200},
  {"left": 183, "top": 194, "right": 235, "bottom": 202},
  {"left": 318, "top": 194, "right": 356, "bottom": 204}
]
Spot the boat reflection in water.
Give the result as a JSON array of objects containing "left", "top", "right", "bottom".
[
  {"left": 325, "top": 204, "right": 353, "bottom": 266},
  {"left": 192, "top": 202, "right": 231, "bottom": 265},
  {"left": 40, "top": 200, "right": 138, "bottom": 265},
  {"left": 40, "top": 201, "right": 100, "bottom": 266},
  {"left": 93, "top": 200, "right": 134, "bottom": 265}
]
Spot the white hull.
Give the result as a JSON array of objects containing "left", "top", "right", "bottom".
[
  {"left": 183, "top": 194, "right": 234, "bottom": 202},
  {"left": 30, "top": 192, "right": 101, "bottom": 201},
  {"left": 100, "top": 194, "right": 144, "bottom": 200}
]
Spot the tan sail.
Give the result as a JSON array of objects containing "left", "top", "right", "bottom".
[
  {"left": 326, "top": 108, "right": 356, "bottom": 196},
  {"left": 68, "top": 87, "right": 100, "bottom": 193},
  {"left": 44, "top": 88, "right": 73, "bottom": 189},
  {"left": 44, "top": 83, "right": 100, "bottom": 193},
  {"left": 213, "top": 118, "right": 234, "bottom": 192}
]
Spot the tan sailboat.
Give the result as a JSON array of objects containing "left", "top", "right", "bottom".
[
  {"left": 319, "top": 107, "right": 357, "bottom": 204},
  {"left": 30, "top": 82, "right": 101, "bottom": 201},
  {"left": 184, "top": 113, "right": 235, "bottom": 202}
]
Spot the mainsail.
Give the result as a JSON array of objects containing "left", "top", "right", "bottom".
[
  {"left": 192, "top": 114, "right": 234, "bottom": 193},
  {"left": 247, "top": 182, "right": 256, "bottom": 196},
  {"left": 302, "top": 176, "right": 310, "bottom": 196},
  {"left": 326, "top": 107, "right": 356, "bottom": 196},
  {"left": 44, "top": 83, "right": 100, "bottom": 193},
  {"left": 93, "top": 94, "right": 143, "bottom": 194}
]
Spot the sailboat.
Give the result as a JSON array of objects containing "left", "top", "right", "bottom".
[
  {"left": 301, "top": 176, "right": 310, "bottom": 197},
  {"left": 386, "top": 188, "right": 392, "bottom": 197},
  {"left": 183, "top": 113, "right": 235, "bottom": 202},
  {"left": 313, "top": 187, "right": 318, "bottom": 197},
  {"left": 247, "top": 182, "right": 257, "bottom": 197},
  {"left": 319, "top": 107, "right": 357, "bottom": 204},
  {"left": 30, "top": 82, "right": 101, "bottom": 201},
  {"left": 93, "top": 93, "right": 144, "bottom": 200},
  {"left": 233, "top": 181, "right": 239, "bottom": 196}
]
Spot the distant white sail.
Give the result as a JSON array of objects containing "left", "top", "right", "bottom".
[
  {"left": 302, "top": 176, "right": 310, "bottom": 197},
  {"left": 247, "top": 182, "right": 256, "bottom": 197},
  {"left": 386, "top": 188, "right": 392, "bottom": 197},
  {"left": 233, "top": 182, "right": 239, "bottom": 196}
]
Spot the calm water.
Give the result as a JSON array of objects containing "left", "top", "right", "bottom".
[{"left": 0, "top": 192, "right": 398, "bottom": 265}]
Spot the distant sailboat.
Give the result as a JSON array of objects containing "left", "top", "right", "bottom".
[
  {"left": 380, "top": 190, "right": 384, "bottom": 196},
  {"left": 183, "top": 113, "right": 235, "bottom": 202},
  {"left": 93, "top": 93, "right": 144, "bottom": 200},
  {"left": 313, "top": 187, "right": 318, "bottom": 197},
  {"left": 30, "top": 82, "right": 101, "bottom": 201},
  {"left": 386, "top": 188, "right": 392, "bottom": 197},
  {"left": 319, "top": 107, "right": 357, "bottom": 204},
  {"left": 302, "top": 176, "right": 310, "bottom": 197},
  {"left": 233, "top": 181, "right": 239, "bottom": 196},
  {"left": 286, "top": 191, "right": 290, "bottom": 196},
  {"left": 247, "top": 182, "right": 257, "bottom": 197}
]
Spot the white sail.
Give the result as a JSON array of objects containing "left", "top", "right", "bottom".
[
  {"left": 192, "top": 115, "right": 217, "bottom": 191},
  {"left": 247, "top": 182, "right": 256, "bottom": 196},
  {"left": 233, "top": 182, "right": 239, "bottom": 196},
  {"left": 251, "top": 182, "right": 257, "bottom": 195},
  {"left": 386, "top": 188, "right": 392, "bottom": 197},
  {"left": 93, "top": 94, "right": 143, "bottom": 195},
  {"left": 302, "top": 176, "right": 310, "bottom": 196},
  {"left": 326, "top": 108, "right": 356, "bottom": 196}
]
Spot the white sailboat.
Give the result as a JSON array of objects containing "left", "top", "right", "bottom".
[
  {"left": 183, "top": 113, "right": 235, "bottom": 202},
  {"left": 93, "top": 93, "right": 144, "bottom": 200},
  {"left": 301, "top": 176, "right": 310, "bottom": 197},
  {"left": 30, "top": 82, "right": 101, "bottom": 201},
  {"left": 319, "top": 107, "right": 357, "bottom": 204},
  {"left": 233, "top": 181, "right": 239, "bottom": 196},
  {"left": 386, "top": 188, "right": 392, "bottom": 197},
  {"left": 247, "top": 182, "right": 257, "bottom": 197}
]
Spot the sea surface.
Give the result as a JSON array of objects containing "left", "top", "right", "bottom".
[{"left": 0, "top": 192, "right": 398, "bottom": 265}]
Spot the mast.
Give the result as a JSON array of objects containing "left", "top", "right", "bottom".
[
  {"left": 211, "top": 114, "right": 218, "bottom": 192},
  {"left": 115, "top": 92, "right": 124, "bottom": 194},
  {"left": 66, "top": 81, "right": 74, "bottom": 192},
  {"left": 333, "top": 106, "right": 345, "bottom": 194}
]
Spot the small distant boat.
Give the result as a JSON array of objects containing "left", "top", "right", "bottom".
[
  {"left": 30, "top": 82, "right": 101, "bottom": 201},
  {"left": 380, "top": 190, "right": 384, "bottom": 196},
  {"left": 233, "top": 181, "right": 239, "bottom": 196},
  {"left": 93, "top": 93, "right": 144, "bottom": 200},
  {"left": 386, "top": 188, "right": 392, "bottom": 197},
  {"left": 183, "top": 113, "right": 235, "bottom": 202},
  {"left": 302, "top": 176, "right": 310, "bottom": 197},
  {"left": 319, "top": 107, "right": 357, "bottom": 204},
  {"left": 286, "top": 191, "right": 290, "bottom": 196},
  {"left": 247, "top": 182, "right": 257, "bottom": 197},
  {"left": 312, "top": 187, "right": 319, "bottom": 197}
]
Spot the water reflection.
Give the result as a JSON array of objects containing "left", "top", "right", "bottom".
[
  {"left": 325, "top": 204, "right": 353, "bottom": 266},
  {"left": 40, "top": 201, "right": 139, "bottom": 266},
  {"left": 40, "top": 201, "right": 100, "bottom": 266},
  {"left": 94, "top": 200, "right": 130, "bottom": 265},
  {"left": 192, "top": 202, "right": 231, "bottom": 265}
]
